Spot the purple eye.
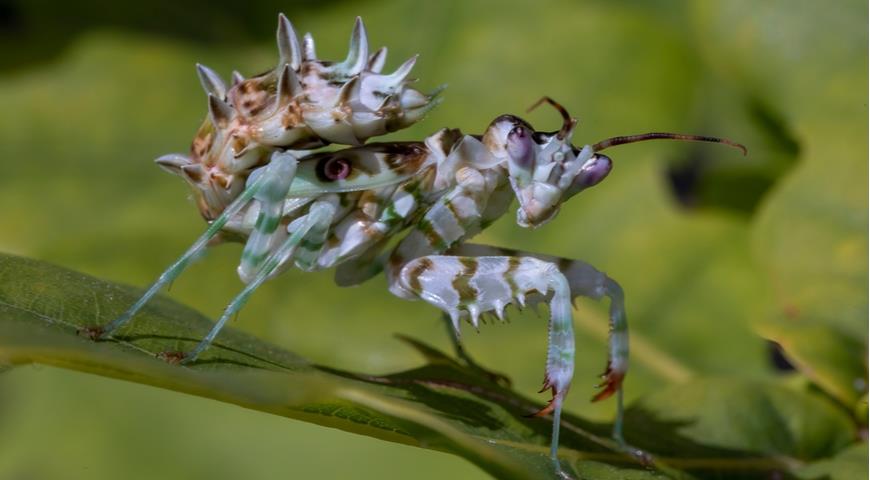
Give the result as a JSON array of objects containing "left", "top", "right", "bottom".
[
  {"left": 316, "top": 156, "right": 352, "bottom": 181},
  {"left": 507, "top": 125, "right": 535, "bottom": 169},
  {"left": 576, "top": 154, "right": 612, "bottom": 188}
]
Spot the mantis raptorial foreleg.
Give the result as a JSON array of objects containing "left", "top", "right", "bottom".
[
  {"left": 169, "top": 199, "right": 336, "bottom": 363},
  {"left": 389, "top": 254, "right": 575, "bottom": 462},
  {"left": 81, "top": 151, "right": 300, "bottom": 340},
  {"left": 448, "top": 243, "right": 629, "bottom": 444}
]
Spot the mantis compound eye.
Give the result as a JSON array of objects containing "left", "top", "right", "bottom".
[
  {"left": 505, "top": 124, "right": 537, "bottom": 188},
  {"left": 577, "top": 153, "right": 612, "bottom": 188},
  {"left": 565, "top": 153, "right": 613, "bottom": 198},
  {"left": 507, "top": 125, "right": 535, "bottom": 168},
  {"left": 316, "top": 155, "right": 353, "bottom": 181}
]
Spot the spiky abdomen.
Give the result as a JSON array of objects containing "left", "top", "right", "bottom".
[{"left": 158, "top": 15, "right": 442, "bottom": 221}]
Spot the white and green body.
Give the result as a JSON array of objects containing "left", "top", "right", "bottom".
[{"left": 82, "top": 15, "right": 745, "bottom": 471}]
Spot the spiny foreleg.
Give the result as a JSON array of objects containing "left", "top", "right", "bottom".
[
  {"left": 390, "top": 254, "right": 574, "bottom": 462},
  {"left": 450, "top": 243, "right": 629, "bottom": 444},
  {"left": 81, "top": 151, "right": 299, "bottom": 340}
]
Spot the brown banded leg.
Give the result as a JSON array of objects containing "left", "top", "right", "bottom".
[
  {"left": 388, "top": 253, "right": 575, "bottom": 465},
  {"left": 450, "top": 243, "right": 629, "bottom": 444}
]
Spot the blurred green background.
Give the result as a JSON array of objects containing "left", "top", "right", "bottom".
[{"left": 0, "top": 0, "right": 866, "bottom": 478}]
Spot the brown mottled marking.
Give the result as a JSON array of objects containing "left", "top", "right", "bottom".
[
  {"left": 384, "top": 152, "right": 402, "bottom": 170},
  {"left": 231, "top": 135, "right": 248, "bottom": 157},
  {"left": 211, "top": 172, "right": 230, "bottom": 190},
  {"left": 453, "top": 258, "right": 479, "bottom": 304},
  {"left": 229, "top": 77, "right": 273, "bottom": 118},
  {"left": 191, "top": 128, "right": 214, "bottom": 161},
  {"left": 281, "top": 103, "right": 305, "bottom": 129},
  {"left": 444, "top": 197, "right": 462, "bottom": 222},
  {"left": 407, "top": 258, "right": 434, "bottom": 294},
  {"left": 437, "top": 128, "right": 463, "bottom": 155},
  {"left": 505, "top": 257, "right": 521, "bottom": 294},
  {"left": 392, "top": 144, "right": 428, "bottom": 176},
  {"left": 241, "top": 81, "right": 256, "bottom": 94},
  {"left": 418, "top": 218, "right": 447, "bottom": 251},
  {"left": 248, "top": 103, "right": 267, "bottom": 117},
  {"left": 356, "top": 190, "right": 381, "bottom": 219}
]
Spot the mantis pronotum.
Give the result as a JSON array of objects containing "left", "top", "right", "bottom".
[{"left": 80, "top": 14, "right": 745, "bottom": 468}]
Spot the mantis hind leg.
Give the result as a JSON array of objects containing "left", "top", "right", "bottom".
[
  {"left": 80, "top": 151, "right": 299, "bottom": 341},
  {"left": 165, "top": 199, "right": 336, "bottom": 363}
]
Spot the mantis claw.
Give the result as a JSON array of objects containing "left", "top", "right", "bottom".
[
  {"left": 592, "top": 363, "right": 625, "bottom": 402},
  {"left": 156, "top": 351, "right": 188, "bottom": 365},
  {"left": 77, "top": 325, "right": 106, "bottom": 341}
]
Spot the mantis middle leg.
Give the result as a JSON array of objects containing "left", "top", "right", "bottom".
[{"left": 172, "top": 198, "right": 336, "bottom": 363}]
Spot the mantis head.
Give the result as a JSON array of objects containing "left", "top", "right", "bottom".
[{"left": 485, "top": 97, "right": 745, "bottom": 228}]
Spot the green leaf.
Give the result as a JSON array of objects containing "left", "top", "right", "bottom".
[
  {"left": 2, "top": 253, "right": 853, "bottom": 479},
  {"left": 629, "top": 378, "right": 855, "bottom": 461},
  {"left": 692, "top": 0, "right": 869, "bottom": 410},
  {"left": 796, "top": 443, "right": 869, "bottom": 480},
  {"left": 756, "top": 321, "right": 867, "bottom": 407},
  {"left": 0, "top": 254, "right": 642, "bottom": 480}
]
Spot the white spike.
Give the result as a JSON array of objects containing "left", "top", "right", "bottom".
[
  {"left": 207, "top": 93, "right": 234, "bottom": 127},
  {"left": 231, "top": 70, "right": 245, "bottom": 86},
  {"left": 468, "top": 304, "right": 481, "bottom": 328},
  {"left": 494, "top": 300, "right": 507, "bottom": 322},
  {"left": 180, "top": 163, "right": 205, "bottom": 183},
  {"left": 516, "top": 292, "right": 526, "bottom": 308},
  {"left": 382, "top": 55, "right": 417, "bottom": 88},
  {"left": 196, "top": 63, "right": 226, "bottom": 99},
  {"left": 302, "top": 33, "right": 317, "bottom": 60},
  {"left": 335, "top": 75, "right": 359, "bottom": 108},
  {"left": 449, "top": 310, "right": 461, "bottom": 334},
  {"left": 367, "top": 46, "right": 387, "bottom": 73},
  {"left": 399, "top": 88, "right": 428, "bottom": 109},
  {"left": 400, "top": 95, "right": 443, "bottom": 126},
  {"left": 277, "top": 14, "right": 302, "bottom": 70},
  {"left": 154, "top": 153, "right": 191, "bottom": 174},
  {"left": 277, "top": 63, "right": 301, "bottom": 104},
  {"left": 339, "top": 17, "right": 368, "bottom": 74}
]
